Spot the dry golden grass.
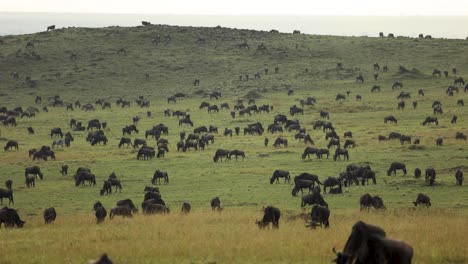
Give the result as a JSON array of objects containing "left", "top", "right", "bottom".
[{"left": 1, "top": 208, "right": 466, "bottom": 263}]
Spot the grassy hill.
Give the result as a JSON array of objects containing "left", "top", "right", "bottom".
[{"left": 0, "top": 24, "right": 467, "bottom": 263}]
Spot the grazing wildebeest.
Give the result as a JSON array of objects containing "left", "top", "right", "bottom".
[
  {"left": 0, "top": 188, "right": 14, "bottom": 205},
  {"left": 343, "top": 140, "right": 355, "bottom": 149},
  {"left": 388, "top": 131, "right": 402, "bottom": 140},
  {"left": 294, "top": 173, "right": 322, "bottom": 186},
  {"left": 436, "top": 137, "right": 443, "bottom": 146},
  {"left": 228, "top": 150, "right": 245, "bottom": 161},
  {"left": 199, "top": 102, "right": 210, "bottom": 109},
  {"left": 307, "top": 205, "right": 330, "bottom": 229},
  {"left": 384, "top": 115, "right": 398, "bottom": 124},
  {"left": 43, "top": 207, "right": 57, "bottom": 224},
  {"left": 291, "top": 180, "right": 315, "bottom": 197},
  {"left": 414, "top": 168, "right": 421, "bottom": 178},
  {"left": 413, "top": 193, "right": 431, "bottom": 207},
  {"left": 116, "top": 199, "right": 138, "bottom": 213},
  {"left": 272, "top": 137, "right": 287, "bottom": 147},
  {"left": 322, "top": 177, "right": 341, "bottom": 194},
  {"left": 371, "top": 85, "right": 380, "bottom": 93},
  {"left": 457, "top": 99, "right": 464, "bottom": 106},
  {"left": 343, "top": 131, "right": 352, "bottom": 138},
  {"left": 332, "top": 221, "right": 413, "bottom": 264},
  {"left": 425, "top": 168, "right": 436, "bottom": 186},
  {"left": 211, "top": 197, "right": 222, "bottom": 211},
  {"left": 152, "top": 170, "right": 169, "bottom": 185},
  {"left": 143, "top": 203, "right": 170, "bottom": 214},
  {"left": 93, "top": 201, "right": 107, "bottom": 224},
  {"left": 193, "top": 126, "right": 208, "bottom": 134},
  {"left": 302, "top": 147, "right": 318, "bottom": 159},
  {"left": 75, "top": 172, "right": 96, "bottom": 186},
  {"left": 0, "top": 207, "right": 25, "bottom": 228},
  {"left": 27, "top": 126, "right": 35, "bottom": 134},
  {"left": 213, "top": 149, "right": 230, "bottom": 162},
  {"left": 181, "top": 202, "right": 191, "bottom": 214},
  {"left": 118, "top": 137, "right": 132, "bottom": 148},
  {"left": 122, "top": 125, "right": 138, "bottom": 135},
  {"left": 256, "top": 206, "right": 281, "bottom": 229},
  {"left": 422, "top": 117, "right": 438, "bottom": 126},
  {"left": 320, "top": 110, "right": 330, "bottom": 119},
  {"left": 412, "top": 100, "right": 418, "bottom": 109},
  {"left": 132, "top": 138, "right": 146, "bottom": 149},
  {"left": 455, "top": 170, "right": 463, "bottom": 186},
  {"left": 392, "top": 81, "right": 403, "bottom": 90},
  {"left": 456, "top": 132, "right": 467, "bottom": 140},
  {"left": 333, "top": 148, "right": 349, "bottom": 161},
  {"left": 301, "top": 193, "right": 328, "bottom": 207},
  {"left": 399, "top": 135, "right": 411, "bottom": 145},
  {"left": 316, "top": 148, "right": 330, "bottom": 159},
  {"left": 454, "top": 77, "right": 465, "bottom": 86},
  {"left": 109, "top": 206, "right": 133, "bottom": 219},
  {"left": 25, "top": 166, "right": 43, "bottom": 179},
  {"left": 378, "top": 135, "right": 387, "bottom": 142},
  {"left": 4, "top": 140, "right": 19, "bottom": 151},
  {"left": 433, "top": 105, "right": 443, "bottom": 114},
  {"left": 50, "top": 127, "right": 63, "bottom": 137},
  {"left": 360, "top": 193, "right": 376, "bottom": 211},
  {"left": 100, "top": 181, "right": 112, "bottom": 196},
  {"left": 355, "top": 74, "right": 364, "bottom": 83},
  {"left": 25, "top": 175, "right": 36, "bottom": 188},
  {"left": 270, "top": 170, "right": 290, "bottom": 184},
  {"left": 328, "top": 138, "right": 340, "bottom": 149},
  {"left": 336, "top": 94, "right": 346, "bottom": 101},
  {"left": 451, "top": 115, "right": 457, "bottom": 124},
  {"left": 397, "top": 92, "right": 410, "bottom": 99},
  {"left": 387, "top": 162, "right": 407, "bottom": 176}
]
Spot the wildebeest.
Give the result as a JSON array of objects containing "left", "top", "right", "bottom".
[
  {"left": 371, "top": 85, "right": 380, "bottom": 93},
  {"left": 458, "top": 99, "right": 465, "bottom": 106},
  {"left": 100, "top": 181, "right": 112, "bottom": 196},
  {"left": 388, "top": 131, "right": 402, "bottom": 140},
  {"left": 75, "top": 172, "right": 96, "bottom": 186},
  {"left": 291, "top": 180, "right": 315, "bottom": 197},
  {"left": 392, "top": 81, "right": 403, "bottom": 90},
  {"left": 0, "top": 188, "right": 14, "bottom": 205},
  {"left": 137, "top": 146, "right": 155, "bottom": 160},
  {"left": 422, "top": 117, "right": 438, "bottom": 126},
  {"left": 122, "top": 124, "right": 138, "bottom": 135},
  {"left": 213, "top": 149, "right": 230, "bottom": 162},
  {"left": 25, "top": 175, "right": 35, "bottom": 188},
  {"left": 211, "top": 197, "right": 222, "bottom": 211},
  {"left": 328, "top": 138, "right": 340, "bottom": 149},
  {"left": 116, "top": 199, "right": 138, "bottom": 213},
  {"left": 307, "top": 205, "right": 330, "bottom": 229},
  {"left": 454, "top": 77, "right": 465, "bottom": 85},
  {"left": 360, "top": 193, "right": 386, "bottom": 211},
  {"left": 397, "top": 101, "right": 405, "bottom": 110},
  {"left": 152, "top": 170, "right": 169, "bottom": 185},
  {"left": 302, "top": 147, "right": 318, "bottom": 159},
  {"left": 228, "top": 150, "right": 245, "bottom": 161},
  {"left": 0, "top": 207, "right": 25, "bottom": 228},
  {"left": 333, "top": 148, "right": 349, "bottom": 161},
  {"left": 436, "top": 137, "right": 443, "bottom": 146},
  {"left": 88, "top": 253, "right": 113, "bottom": 264},
  {"left": 4, "top": 140, "right": 19, "bottom": 151},
  {"left": 270, "top": 170, "right": 290, "bottom": 184},
  {"left": 256, "top": 206, "right": 281, "bottom": 229},
  {"left": 355, "top": 74, "right": 364, "bottom": 83},
  {"left": 413, "top": 193, "right": 431, "bottom": 207},
  {"left": 399, "top": 135, "right": 411, "bottom": 145},
  {"left": 336, "top": 94, "right": 346, "bottom": 101},
  {"left": 50, "top": 127, "right": 63, "bottom": 137},
  {"left": 319, "top": 109, "right": 330, "bottom": 119},
  {"left": 387, "top": 162, "right": 407, "bottom": 176},
  {"left": 425, "top": 168, "right": 436, "bottom": 186},
  {"left": 43, "top": 207, "right": 57, "bottom": 224},
  {"left": 333, "top": 221, "right": 413, "bottom": 264},
  {"left": 414, "top": 168, "right": 421, "bottom": 178},
  {"left": 4, "top": 180, "right": 12, "bottom": 190},
  {"left": 455, "top": 170, "right": 463, "bottom": 186},
  {"left": 109, "top": 206, "right": 133, "bottom": 219},
  {"left": 316, "top": 148, "right": 330, "bottom": 159},
  {"left": 343, "top": 140, "right": 355, "bottom": 149},
  {"left": 25, "top": 166, "right": 43, "bottom": 179},
  {"left": 322, "top": 177, "right": 341, "bottom": 194},
  {"left": 384, "top": 115, "right": 397, "bottom": 124},
  {"left": 301, "top": 193, "right": 328, "bottom": 207},
  {"left": 181, "top": 202, "right": 191, "bottom": 214}
]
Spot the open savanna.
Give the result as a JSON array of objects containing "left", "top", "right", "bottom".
[{"left": 0, "top": 24, "right": 467, "bottom": 263}]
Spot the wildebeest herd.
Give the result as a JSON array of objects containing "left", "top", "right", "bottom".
[{"left": 0, "top": 24, "right": 467, "bottom": 263}]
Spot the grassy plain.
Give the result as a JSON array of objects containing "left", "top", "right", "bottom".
[{"left": 0, "top": 25, "right": 467, "bottom": 263}]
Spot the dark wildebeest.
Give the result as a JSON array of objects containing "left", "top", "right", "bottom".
[
  {"left": 0, "top": 207, "right": 25, "bottom": 228},
  {"left": 133, "top": 138, "right": 146, "bottom": 149},
  {"left": 302, "top": 147, "right": 318, "bottom": 159},
  {"left": 455, "top": 170, "right": 463, "bottom": 186},
  {"left": 46, "top": 25, "right": 55, "bottom": 31},
  {"left": 397, "top": 92, "right": 410, "bottom": 99},
  {"left": 0, "top": 188, "right": 14, "bottom": 205},
  {"left": 425, "top": 168, "right": 436, "bottom": 186},
  {"left": 43, "top": 207, "right": 57, "bottom": 224},
  {"left": 118, "top": 137, "right": 132, "bottom": 148},
  {"left": 213, "top": 149, "right": 230, "bottom": 162},
  {"left": 371, "top": 85, "right": 380, "bottom": 93},
  {"left": 116, "top": 199, "right": 138, "bottom": 213},
  {"left": 378, "top": 135, "right": 387, "bottom": 142},
  {"left": 181, "top": 202, "right": 191, "bottom": 214},
  {"left": 328, "top": 138, "right": 340, "bottom": 149},
  {"left": 228, "top": 150, "right": 245, "bottom": 161},
  {"left": 397, "top": 101, "right": 405, "bottom": 110},
  {"left": 143, "top": 203, "right": 170, "bottom": 214},
  {"left": 75, "top": 172, "right": 96, "bottom": 186},
  {"left": 436, "top": 137, "right": 443, "bottom": 146},
  {"left": 355, "top": 74, "right": 364, "bottom": 83},
  {"left": 294, "top": 173, "right": 322, "bottom": 187},
  {"left": 388, "top": 132, "right": 402, "bottom": 140},
  {"left": 27, "top": 127, "right": 35, "bottom": 134},
  {"left": 25, "top": 166, "right": 43, "bottom": 179},
  {"left": 343, "top": 131, "right": 352, "bottom": 138},
  {"left": 320, "top": 110, "right": 330, "bottom": 119},
  {"left": 399, "top": 135, "right": 411, "bottom": 145},
  {"left": 343, "top": 140, "right": 355, "bottom": 149},
  {"left": 360, "top": 193, "right": 385, "bottom": 211},
  {"left": 451, "top": 115, "right": 457, "bottom": 124},
  {"left": 109, "top": 206, "right": 133, "bottom": 219},
  {"left": 384, "top": 115, "right": 397, "bottom": 124},
  {"left": 322, "top": 177, "right": 341, "bottom": 194},
  {"left": 454, "top": 77, "right": 465, "bottom": 86},
  {"left": 4, "top": 140, "right": 19, "bottom": 151},
  {"left": 301, "top": 193, "right": 328, "bottom": 208},
  {"left": 291, "top": 180, "right": 315, "bottom": 197},
  {"left": 414, "top": 168, "right": 421, "bottom": 178},
  {"left": 50, "top": 127, "right": 63, "bottom": 137},
  {"left": 332, "top": 221, "right": 413, "bottom": 264},
  {"left": 152, "top": 170, "right": 169, "bottom": 185},
  {"left": 270, "top": 170, "right": 290, "bottom": 184},
  {"left": 256, "top": 206, "right": 281, "bottom": 229},
  {"left": 211, "top": 197, "right": 222, "bottom": 211},
  {"left": 387, "top": 162, "right": 407, "bottom": 176},
  {"left": 316, "top": 149, "right": 330, "bottom": 159},
  {"left": 93, "top": 202, "right": 107, "bottom": 224},
  {"left": 307, "top": 205, "right": 330, "bottom": 229},
  {"left": 336, "top": 94, "right": 346, "bottom": 101},
  {"left": 413, "top": 193, "right": 431, "bottom": 207},
  {"left": 100, "top": 181, "right": 112, "bottom": 196},
  {"left": 422, "top": 117, "right": 438, "bottom": 126},
  {"left": 25, "top": 175, "right": 35, "bottom": 188},
  {"left": 333, "top": 148, "right": 349, "bottom": 161},
  {"left": 5, "top": 180, "right": 12, "bottom": 190}
]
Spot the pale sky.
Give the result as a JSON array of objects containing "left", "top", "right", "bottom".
[{"left": 2, "top": 0, "right": 468, "bottom": 15}]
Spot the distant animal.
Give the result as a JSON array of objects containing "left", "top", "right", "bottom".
[
  {"left": 47, "top": 25, "right": 55, "bottom": 31},
  {"left": 333, "top": 148, "right": 349, "bottom": 161},
  {"left": 414, "top": 168, "right": 421, "bottom": 178},
  {"left": 88, "top": 253, "right": 113, "bottom": 264},
  {"left": 413, "top": 193, "right": 431, "bottom": 207},
  {"left": 4, "top": 140, "right": 19, "bottom": 151},
  {"left": 4, "top": 180, "right": 12, "bottom": 190},
  {"left": 0, "top": 188, "right": 14, "bottom": 205},
  {"left": 323, "top": 177, "right": 341, "bottom": 194},
  {"left": 455, "top": 170, "right": 463, "bottom": 186},
  {"left": 152, "top": 170, "right": 169, "bottom": 185},
  {"left": 270, "top": 170, "right": 290, "bottom": 184},
  {"left": 109, "top": 206, "right": 133, "bottom": 219},
  {"left": 256, "top": 206, "right": 281, "bottom": 229},
  {"left": 422, "top": 117, "right": 438, "bottom": 126},
  {"left": 425, "top": 168, "right": 436, "bottom": 186},
  {"left": 307, "top": 205, "right": 330, "bottom": 229},
  {"left": 387, "top": 162, "right": 407, "bottom": 176},
  {"left": 43, "top": 207, "right": 57, "bottom": 224},
  {"left": 211, "top": 197, "right": 222, "bottom": 211},
  {"left": 181, "top": 202, "right": 191, "bottom": 214},
  {"left": 0, "top": 206, "right": 25, "bottom": 228},
  {"left": 301, "top": 193, "right": 328, "bottom": 208},
  {"left": 302, "top": 147, "right": 318, "bottom": 159},
  {"left": 93, "top": 202, "right": 107, "bottom": 224}
]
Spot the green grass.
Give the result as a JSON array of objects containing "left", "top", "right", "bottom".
[{"left": 0, "top": 24, "right": 467, "bottom": 263}]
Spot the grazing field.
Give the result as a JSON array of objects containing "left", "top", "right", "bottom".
[{"left": 0, "top": 24, "right": 467, "bottom": 263}]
